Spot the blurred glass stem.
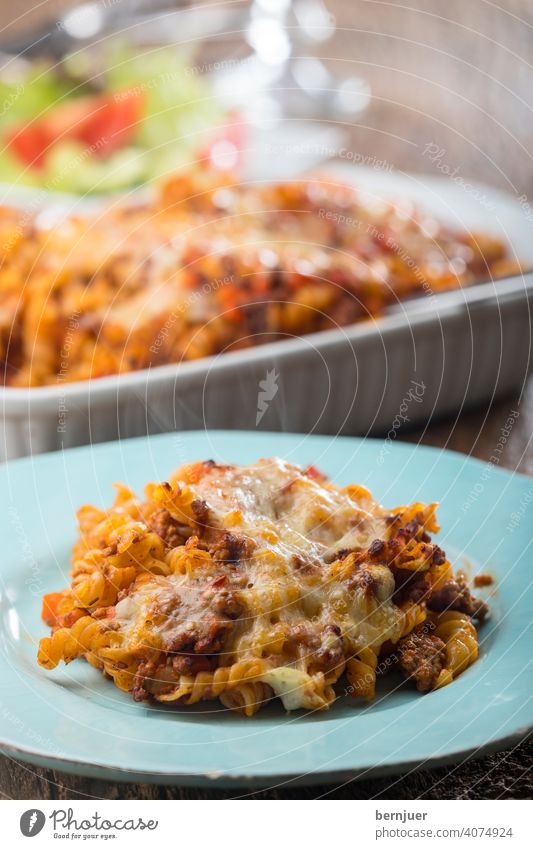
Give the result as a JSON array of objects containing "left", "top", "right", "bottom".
[{"left": 223, "top": 0, "right": 371, "bottom": 124}]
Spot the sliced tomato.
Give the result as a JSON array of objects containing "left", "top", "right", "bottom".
[
  {"left": 7, "top": 123, "right": 49, "bottom": 169},
  {"left": 6, "top": 89, "right": 145, "bottom": 169},
  {"left": 76, "top": 89, "right": 145, "bottom": 157}
]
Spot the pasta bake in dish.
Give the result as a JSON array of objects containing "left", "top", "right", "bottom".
[
  {"left": 1, "top": 170, "right": 519, "bottom": 386},
  {"left": 38, "top": 458, "right": 489, "bottom": 714}
]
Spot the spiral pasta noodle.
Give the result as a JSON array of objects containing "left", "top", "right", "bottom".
[
  {"left": 398, "top": 603, "right": 427, "bottom": 638},
  {"left": 432, "top": 612, "right": 479, "bottom": 688},
  {"left": 157, "top": 660, "right": 267, "bottom": 704},
  {"left": 220, "top": 682, "right": 273, "bottom": 717},
  {"left": 38, "top": 616, "right": 113, "bottom": 669},
  {"left": 165, "top": 538, "right": 214, "bottom": 576},
  {"left": 346, "top": 649, "right": 378, "bottom": 699},
  {"left": 72, "top": 565, "right": 137, "bottom": 609}
]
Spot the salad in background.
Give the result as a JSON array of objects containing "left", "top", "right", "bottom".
[{"left": 0, "top": 43, "right": 243, "bottom": 193}]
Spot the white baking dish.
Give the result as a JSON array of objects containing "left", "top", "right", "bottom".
[{"left": 1, "top": 165, "right": 532, "bottom": 461}]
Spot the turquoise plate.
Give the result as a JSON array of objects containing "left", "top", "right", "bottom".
[{"left": 0, "top": 431, "right": 531, "bottom": 787}]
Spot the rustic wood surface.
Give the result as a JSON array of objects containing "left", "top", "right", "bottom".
[{"left": 0, "top": 0, "right": 531, "bottom": 799}]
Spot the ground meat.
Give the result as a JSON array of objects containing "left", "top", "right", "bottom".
[
  {"left": 397, "top": 626, "right": 446, "bottom": 692},
  {"left": 170, "top": 654, "right": 213, "bottom": 676},
  {"left": 164, "top": 613, "right": 234, "bottom": 655},
  {"left": 432, "top": 545, "right": 447, "bottom": 565},
  {"left": 283, "top": 624, "right": 344, "bottom": 675},
  {"left": 393, "top": 569, "right": 430, "bottom": 605},
  {"left": 473, "top": 574, "right": 493, "bottom": 588},
  {"left": 385, "top": 513, "right": 401, "bottom": 526},
  {"left": 284, "top": 626, "right": 321, "bottom": 665},
  {"left": 384, "top": 514, "right": 433, "bottom": 543},
  {"left": 313, "top": 624, "right": 344, "bottom": 672},
  {"left": 396, "top": 519, "right": 421, "bottom": 541},
  {"left": 428, "top": 576, "right": 489, "bottom": 622},
  {"left": 149, "top": 578, "right": 244, "bottom": 658},
  {"left": 148, "top": 508, "right": 189, "bottom": 549},
  {"left": 209, "top": 531, "right": 255, "bottom": 564},
  {"left": 284, "top": 624, "right": 317, "bottom": 651},
  {"left": 367, "top": 535, "right": 442, "bottom": 569},
  {"left": 132, "top": 654, "right": 160, "bottom": 702},
  {"left": 382, "top": 518, "right": 424, "bottom": 548},
  {"left": 212, "top": 592, "right": 243, "bottom": 618},
  {"left": 191, "top": 499, "right": 210, "bottom": 530},
  {"left": 202, "top": 575, "right": 244, "bottom": 619},
  {"left": 368, "top": 538, "right": 386, "bottom": 558}
]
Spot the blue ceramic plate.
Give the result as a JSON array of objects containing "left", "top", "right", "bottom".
[{"left": 0, "top": 431, "right": 531, "bottom": 787}]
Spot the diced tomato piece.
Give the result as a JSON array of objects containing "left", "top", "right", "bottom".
[
  {"left": 304, "top": 464, "right": 328, "bottom": 483},
  {"left": 78, "top": 90, "right": 145, "bottom": 157},
  {"left": 41, "top": 591, "right": 67, "bottom": 626},
  {"left": 7, "top": 123, "right": 49, "bottom": 169},
  {"left": 6, "top": 89, "right": 145, "bottom": 169}
]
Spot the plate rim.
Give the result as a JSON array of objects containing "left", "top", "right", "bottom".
[{"left": 2, "top": 726, "right": 531, "bottom": 788}]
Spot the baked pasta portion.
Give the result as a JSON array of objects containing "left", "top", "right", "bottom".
[
  {"left": 38, "top": 458, "right": 489, "bottom": 714},
  {"left": 2, "top": 170, "right": 520, "bottom": 386}
]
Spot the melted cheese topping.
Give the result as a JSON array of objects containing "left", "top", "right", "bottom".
[
  {"left": 260, "top": 667, "right": 319, "bottom": 711},
  {"left": 110, "top": 459, "right": 404, "bottom": 709},
  {"left": 173, "top": 458, "right": 388, "bottom": 557}
]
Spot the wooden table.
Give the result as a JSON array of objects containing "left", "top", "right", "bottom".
[{"left": 0, "top": 0, "right": 531, "bottom": 800}]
